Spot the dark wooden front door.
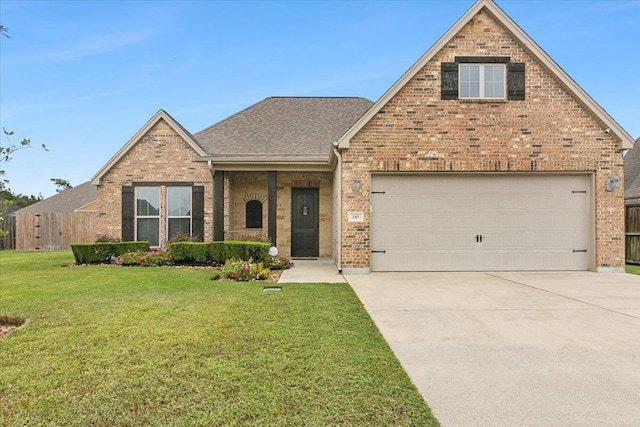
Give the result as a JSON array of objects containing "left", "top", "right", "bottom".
[{"left": 291, "top": 188, "right": 319, "bottom": 257}]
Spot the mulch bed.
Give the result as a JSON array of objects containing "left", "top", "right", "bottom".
[{"left": 0, "top": 316, "right": 25, "bottom": 337}]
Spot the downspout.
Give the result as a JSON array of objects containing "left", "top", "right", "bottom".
[{"left": 332, "top": 145, "right": 343, "bottom": 273}]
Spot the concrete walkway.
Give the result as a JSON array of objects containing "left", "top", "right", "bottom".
[
  {"left": 347, "top": 271, "right": 640, "bottom": 427},
  {"left": 277, "top": 259, "right": 346, "bottom": 283}
]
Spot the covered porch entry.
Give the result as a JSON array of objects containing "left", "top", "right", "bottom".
[{"left": 210, "top": 169, "right": 333, "bottom": 259}]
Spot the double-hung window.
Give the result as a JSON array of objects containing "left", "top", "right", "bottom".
[
  {"left": 459, "top": 64, "right": 505, "bottom": 99},
  {"left": 123, "top": 185, "right": 203, "bottom": 245},
  {"left": 136, "top": 187, "right": 160, "bottom": 247},
  {"left": 441, "top": 56, "right": 524, "bottom": 101},
  {"left": 167, "top": 186, "right": 192, "bottom": 239}
]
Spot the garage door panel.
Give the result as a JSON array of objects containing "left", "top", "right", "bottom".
[{"left": 370, "top": 175, "right": 590, "bottom": 271}]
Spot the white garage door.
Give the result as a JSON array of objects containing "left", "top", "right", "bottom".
[{"left": 370, "top": 174, "right": 591, "bottom": 271}]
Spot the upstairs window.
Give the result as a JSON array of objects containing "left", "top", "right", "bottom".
[
  {"left": 441, "top": 56, "right": 525, "bottom": 101},
  {"left": 459, "top": 64, "right": 505, "bottom": 99}
]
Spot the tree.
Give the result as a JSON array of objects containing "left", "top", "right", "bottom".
[
  {"left": 51, "top": 178, "right": 73, "bottom": 193},
  {"left": 1, "top": 128, "right": 48, "bottom": 191},
  {"left": 0, "top": 26, "right": 48, "bottom": 239}
]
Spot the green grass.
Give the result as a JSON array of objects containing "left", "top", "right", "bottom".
[
  {"left": 626, "top": 264, "right": 640, "bottom": 274},
  {"left": 0, "top": 251, "right": 438, "bottom": 426}
]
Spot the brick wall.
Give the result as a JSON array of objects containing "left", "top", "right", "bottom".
[
  {"left": 225, "top": 171, "right": 269, "bottom": 242},
  {"left": 96, "top": 119, "right": 213, "bottom": 245},
  {"left": 341, "top": 9, "right": 624, "bottom": 271},
  {"left": 275, "top": 172, "right": 333, "bottom": 259}
]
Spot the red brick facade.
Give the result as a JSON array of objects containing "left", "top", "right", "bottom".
[
  {"left": 96, "top": 119, "right": 213, "bottom": 245},
  {"left": 340, "top": 8, "right": 624, "bottom": 272},
  {"left": 94, "top": 5, "right": 628, "bottom": 272}
]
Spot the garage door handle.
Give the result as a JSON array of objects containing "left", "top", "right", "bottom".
[
  {"left": 573, "top": 249, "right": 587, "bottom": 253},
  {"left": 372, "top": 250, "right": 386, "bottom": 254},
  {"left": 476, "top": 235, "right": 484, "bottom": 243}
]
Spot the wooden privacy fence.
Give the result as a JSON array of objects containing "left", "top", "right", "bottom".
[
  {"left": 625, "top": 204, "right": 640, "bottom": 264},
  {"left": 0, "top": 215, "right": 16, "bottom": 249},
  {"left": 15, "top": 212, "right": 98, "bottom": 251}
]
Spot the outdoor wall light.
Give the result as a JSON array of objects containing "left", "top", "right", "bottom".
[
  {"left": 606, "top": 176, "right": 620, "bottom": 192},
  {"left": 352, "top": 178, "right": 361, "bottom": 193}
]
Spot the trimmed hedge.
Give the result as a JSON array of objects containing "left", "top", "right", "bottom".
[
  {"left": 71, "top": 242, "right": 151, "bottom": 264},
  {"left": 169, "top": 241, "right": 271, "bottom": 265}
]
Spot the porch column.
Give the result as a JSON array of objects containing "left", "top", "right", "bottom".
[
  {"left": 268, "top": 171, "right": 277, "bottom": 245},
  {"left": 213, "top": 170, "right": 225, "bottom": 241}
]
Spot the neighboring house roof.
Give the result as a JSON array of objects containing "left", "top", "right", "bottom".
[
  {"left": 337, "top": 0, "right": 635, "bottom": 151},
  {"left": 92, "top": 109, "right": 206, "bottom": 185},
  {"left": 195, "top": 97, "right": 373, "bottom": 163},
  {"left": 624, "top": 137, "right": 640, "bottom": 201},
  {"left": 15, "top": 181, "right": 97, "bottom": 213}
]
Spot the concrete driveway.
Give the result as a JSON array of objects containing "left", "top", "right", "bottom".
[{"left": 347, "top": 272, "right": 640, "bottom": 427}]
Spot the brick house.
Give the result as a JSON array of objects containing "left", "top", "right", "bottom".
[{"left": 91, "top": 0, "right": 634, "bottom": 273}]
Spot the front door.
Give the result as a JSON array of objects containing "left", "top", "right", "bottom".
[{"left": 291, "top": 188, "right": 319, "bottom": 257}]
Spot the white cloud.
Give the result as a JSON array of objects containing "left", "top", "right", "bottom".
[{"left": 9, "top": 29, "right": 154, "bottom": 65}]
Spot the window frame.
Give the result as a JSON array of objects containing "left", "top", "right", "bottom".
[
  {"left": 166, "top": 186, "right": 192, "bottom": 240},
  {"left": 245, "top": 200, "right": 263, "bottom": 229},
  {"left": 135, "top": 186, "right": 161, "bottom": 247},
  {"left": 458, "top": 63, "right": 506, "bottom": 100}
]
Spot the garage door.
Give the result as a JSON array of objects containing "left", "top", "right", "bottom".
[{"left": 370, "top": 174, "right": 590, "bottom": 271}]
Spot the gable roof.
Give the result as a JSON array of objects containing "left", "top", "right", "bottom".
[
  {"left": 624, "top": 137, "right": 640, "bottom": 200},
  {"left": 15, "top": 181, "right": 97, "bottom": 213},
  {"left": 195, "top": 97, "right": 373, "bottom": 163},
  {"left": 337, "top": 0, "right": 635, "bottom": 151},
  {"left": 91, "top": 109, "right": 206, "bottom": 185}
]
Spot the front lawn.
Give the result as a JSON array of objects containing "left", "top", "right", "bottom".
[
  {"left": 626, "top": 264, "right": 640, "bottom": 275},
  {"left": 0, "top": 251, "right": 438, "bottom": 426}
]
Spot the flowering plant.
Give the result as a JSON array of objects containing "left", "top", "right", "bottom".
[
  {"left": 264, "top": 256, "right": 293, "bottom": 271},
  {"left": 112, "top": 250, "right": 173, "bottom": 267},
  {"left": 221, "top": 258, "right": 270, "bottom": 281}
]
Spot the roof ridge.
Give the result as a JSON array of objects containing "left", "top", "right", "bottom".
[{"left": 267, "top": 96, "right": 370, "bottom": 99}]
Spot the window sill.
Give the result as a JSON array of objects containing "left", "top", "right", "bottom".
[{"left": 458, "top": 98, "right": 508, "bottom": 103}]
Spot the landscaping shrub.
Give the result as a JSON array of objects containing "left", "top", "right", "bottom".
[
  {"left": 264, "top": 255, "right": 293, "bottom": 270},
  {"left": 71, "top": 242, "right": 150, "bottom": 264},
  {"left": 224, "top": 241, "right": 270, "bottom": 263},
  {"left": 169, "top": 242, "right": 213, "bottom": 264},
  {"left": 94, "top": 234, "right": 121, "bottom": 243},
  {"left": 168, "top": 231, "right": 200, "bottom": 243},
  {"left": 169, "top": 241, "right": 270, "bottom": 265},
  {"left": 113, "top": 250, "right": 173, "bottom": 267},
  {"left": 207, "top": 242, "right": 225, "bottom": 264},
  {"left": 221, "top": 258, "right": 270, "bottom": 281}
]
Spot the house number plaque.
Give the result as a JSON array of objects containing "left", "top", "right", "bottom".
[{"left": 348, "top": 212, "right": 364, "bottom": 222}]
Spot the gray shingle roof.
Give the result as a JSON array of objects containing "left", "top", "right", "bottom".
[
  {"left": 624, "top": 138, "right": 640, "bottom": 201},
  {"left": 16, "top": 181, "right": 97, "bottom": 213},
  {"left": 194, "top": 97, "right": 373, "bottom": 161}
]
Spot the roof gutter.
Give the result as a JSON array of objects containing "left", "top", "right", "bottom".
[{"left": 195, "top": 156, "right": 332, "bottom": 172}]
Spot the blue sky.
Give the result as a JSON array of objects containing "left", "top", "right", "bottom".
[{"left": 1, "top": 0, "right": 639, "bottom": 198}]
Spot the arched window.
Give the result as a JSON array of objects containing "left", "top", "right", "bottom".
[{"left": 246, "top": 200, "right": 263, "bottom": 229}]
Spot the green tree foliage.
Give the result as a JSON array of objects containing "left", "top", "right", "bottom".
[
  {"left": 51, "top": 178, "right": 73, "bottom": 193},
  {"left": 0, "top": 27, "right": 48, "bottom": 238}
]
